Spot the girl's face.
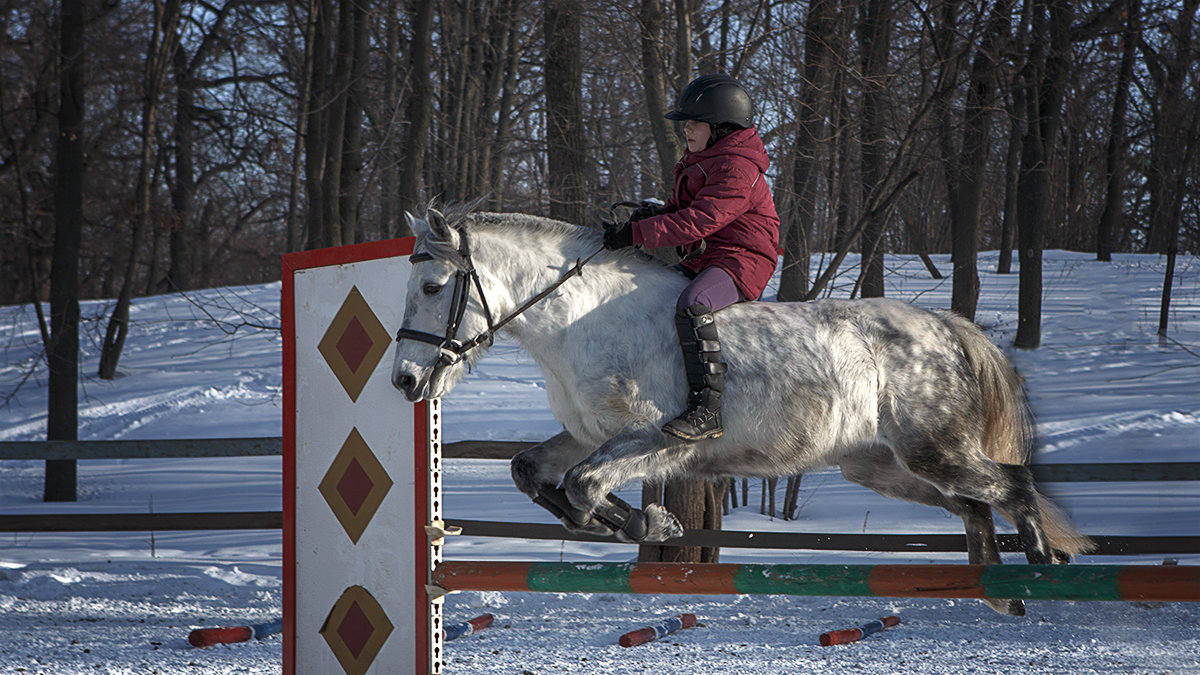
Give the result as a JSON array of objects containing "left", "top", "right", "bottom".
[{"left": 684, "top": 120, "right": 711, "bottom": 153}]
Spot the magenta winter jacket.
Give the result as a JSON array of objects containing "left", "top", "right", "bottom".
[{"left": 632, "top": 127, "right": 780, "bottom": 301}]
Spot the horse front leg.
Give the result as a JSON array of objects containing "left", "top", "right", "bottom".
[
  {"left": 560, "top": 421, "right": 686, "bottom": 543},
  {"left": 511, "top": 431, "right": 615, "bottom": 536}
]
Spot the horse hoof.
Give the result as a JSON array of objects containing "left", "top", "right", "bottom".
[
  {"left": 984, "top": 598, "right": 1025, "bottom": 616},
  {"left": 641, "top": 504, "right": 684, "bottom": 542}
]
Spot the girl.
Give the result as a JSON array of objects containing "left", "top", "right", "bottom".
[{"left": 605, "top": 74, "right": 780, "bottom": 441}]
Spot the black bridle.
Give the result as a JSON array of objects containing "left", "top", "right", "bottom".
[{"left": 395, "top": 227, "right": 604, "bottom": 370}]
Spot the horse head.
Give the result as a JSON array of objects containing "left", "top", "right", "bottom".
[{"left": 391, "top": 207, "right": 488, "bottom": 402}]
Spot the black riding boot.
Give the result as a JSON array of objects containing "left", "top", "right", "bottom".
[{"left": 662, "top": 304, "right": 726, "bottom": 441}]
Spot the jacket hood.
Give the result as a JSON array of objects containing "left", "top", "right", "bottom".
[{"left": 682, "top": 126, "right": 771, "bottom": 173}]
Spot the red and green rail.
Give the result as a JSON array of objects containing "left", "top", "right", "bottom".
[{"left": 433, "top": 561, "right": 1199, "bottom": 603}]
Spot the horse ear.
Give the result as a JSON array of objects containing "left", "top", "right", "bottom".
[
  {"left": 426, "top": 208, "right": 458, "bottom": 247},
  {"left": 404, "top": 211, "right": 428, "bottom": 237}
]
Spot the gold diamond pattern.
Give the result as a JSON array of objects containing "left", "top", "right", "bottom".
[
  {"left": 320, "top": 585, "right": 394, "bottom": 675},
  {"left": 318, "top": 428, "right": 393, "bottom": 545},
  {"left": 317, "top": 286, "right": 392, "bottom": 403}
]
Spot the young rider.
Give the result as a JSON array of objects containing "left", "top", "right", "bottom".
[{"left": 604, "top": 73, "right": 780, "bottom": 441}]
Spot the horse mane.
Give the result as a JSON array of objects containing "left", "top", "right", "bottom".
[{"left": 418, "top": 201, "right": 670, "bottom": 271}]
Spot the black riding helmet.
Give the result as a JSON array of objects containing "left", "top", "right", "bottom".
[{"left": 665, "top": 74, "right": 754, "bottom": 129}]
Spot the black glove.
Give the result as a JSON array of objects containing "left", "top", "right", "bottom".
[
  {"left": 629, "top": 200, "right": 665, "bottom": 223},
  {"left": 603, "top": 222, "right": 634, "bottom": 250}
]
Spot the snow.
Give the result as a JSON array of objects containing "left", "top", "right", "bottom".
[{"left": 1, "top": 250, "right": 1198, "bottom": 674}]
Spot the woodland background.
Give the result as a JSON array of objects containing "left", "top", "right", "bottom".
[{"left": 3, "top": 0, "right": 1199, "bottom": 533}]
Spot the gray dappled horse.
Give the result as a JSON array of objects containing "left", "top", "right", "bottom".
[{"left": 391, "top": 206, "right": 1091, "bottom": 616}]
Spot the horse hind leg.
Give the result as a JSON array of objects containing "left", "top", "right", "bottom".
[
  {"left": 841, "top": 453, "right": 1024, "bottom": 615},
  {"left": 958, "top": 498, "right": 1025, "bottom": 616},
  {"left": 898, "top": 444, "right": 1055, "bottom": 565}
]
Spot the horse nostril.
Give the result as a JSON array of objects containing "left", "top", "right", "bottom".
[{"left": 395, "top": 373, "right": 416, "bottom": 393}]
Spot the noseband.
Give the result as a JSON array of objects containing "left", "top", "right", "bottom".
[{"left": 395, "top": 227, "right": 603, "bottom": 372}]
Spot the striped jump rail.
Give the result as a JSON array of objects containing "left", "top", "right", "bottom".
[{"left": 433, "top": 561, "right": 1199, "bottom": 603}]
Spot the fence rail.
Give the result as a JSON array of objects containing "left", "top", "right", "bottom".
[
  {"left": 2, "top": 439, "right": 1197, "bottom": 556},
  {"left": 3, "top": 438, "right": 1197, "bottom": 482},
  {"left": 0, "top": 511, "right": 281, "bottom": 532},
  {"left": 0, "top": 438, "right": 520, "bottom": 461},
  {"left": 0, "top": 438, "right": 283, "bottom": 460},
  {"left": 0, "top": 513, "right": 1192, "bottom": 556}
]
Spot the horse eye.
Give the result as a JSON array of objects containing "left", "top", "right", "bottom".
[{"left": 422, "top": 282, "right": 443, "bottom": 296}]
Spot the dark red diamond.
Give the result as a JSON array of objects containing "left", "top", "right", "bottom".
[
  {"left": 335, "top": 316, "right": 374, "bottom": 374},
  {"left": 337, "top": 601, "right": 374, "bottom": 660},
  {"left": 336, "top": 458, "right": 374, "bottom": 516}
]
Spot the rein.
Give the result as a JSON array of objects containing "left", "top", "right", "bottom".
[{"left": 395, "top": 227, "right": 604, "bottom": 369}]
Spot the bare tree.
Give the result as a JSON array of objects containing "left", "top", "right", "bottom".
[
  {"left": 544, "top": 0, "right": 588, "bottom": 224},
  {"left": 45, "top": 0, "right": 87, "bottom": 501},
  {"left": 639, "top": 0, "right": 681, "bottom": 191},
  {"left": 398, "top": 0, "right": 434, "bottom": 220},
  {"left": 778, "top": 0, "right": 836, "bottom": 302},
  {"left": 938, "top": 1, "right": 1014, "bottom": 320},
  {"left": 338, "top": 0, "right": 369, "bottom": 245},
  {"left": 286, "top": 0, "right": 319, "bottom": 251},
  {"left": 1013, "top": 0, "right": 1122, "bottom": 347},
  {"left": 1140, "top": 0, "right": 1199, "bottom": 254},
  {"left": 303, "top": 0, "right": 331, "bottom": 250},
  {"left": 97, "top": 0, "right": 182, "bottom": 379},
  {"left": 856, "top": 0, "right": 894, "bottom": 299},
  {"left": 1097, "top": 0, "right": 1140, "bottom": 261}
]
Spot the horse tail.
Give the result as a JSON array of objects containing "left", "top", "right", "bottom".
[{"left": 936, "top": 311, "right": 1094, "bottom": 558}]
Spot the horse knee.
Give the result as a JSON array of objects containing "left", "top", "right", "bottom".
[
  {"left": 561, "top": 463, "right": 609, "bottom": 512},
  {"left": 511, "top": 451, "right": 553, "bottom": 498}
]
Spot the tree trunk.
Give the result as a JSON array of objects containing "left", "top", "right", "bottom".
[
  {"left": 379, "top": 0, "right": 400, "bottom": 239},
  {"left": 168, "top": 23, "right": 195, "bottom": 291},
  {"left": 673, "top": 0, "right": 693, "bottom": 88},
  {"left": 475, "top": 0, "right": 516, "bottom": 202},
  {"left": 98, "top": 0, "right": 181, "bottom": 380},
  {"left": 338, "top": 0, "right": 368, "bottom": 245},
  {"left": 544, "top": 0, "right": 588, "bottom": 224},
  {"left": 997, "top": 105, "right": 1020, "bottom": 274},
  {"left": 1014, "top": 0, "right": 1072, "bottom": 350},
  {"left": 46, "top": 0, "right": 86, "bottom": 502},
  {"left": 488, "top": 7, "right": 523, "bottom": 210},
  {"left": 857, "top": 0, "right": 892, "bottom": 299},
  {"left": 303, "top": 0, "right": 331, "bottom": 250},
  {"left": 1096, "top": 0, "right": 1139, "bottom": 262},
  {"left": 1142, "top": 0, "right": 1198, "bottom": 254},
  {"left": 640, "top": 0, "right": 681, "bottom": 192},
  {"left": 778, "top": 0, "right": 835, "bottom": 302},
  {"left": 399, "top": 0, "right": 434, "bottom": 221},
  {"left": 943, "top": 0, "right": 1013, "bottom": 320},
  {"left": 288, "top": 0, "right": 319, "bottom": 250},
  {"left": 320, "top": 0, "right": 353, "bottom": 247}
]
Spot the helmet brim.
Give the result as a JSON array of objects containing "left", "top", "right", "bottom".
[{"left": 664, "top": 110, "right": 692, "bottom": 121}]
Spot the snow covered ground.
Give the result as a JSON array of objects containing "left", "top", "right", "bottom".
[{"left": 1, "top": 250, "right": 1198, "bottom": 674}]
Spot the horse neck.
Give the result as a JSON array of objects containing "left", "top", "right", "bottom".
[{"left": 468, "top": 225, "right": 674, "bottom": 360}]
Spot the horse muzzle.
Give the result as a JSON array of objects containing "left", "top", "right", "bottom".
[{"left": 392, "top": 360, "right": 433, "bottom": 402}]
